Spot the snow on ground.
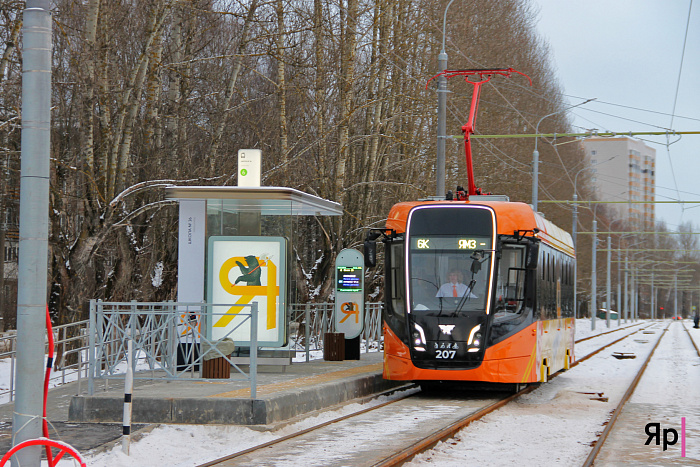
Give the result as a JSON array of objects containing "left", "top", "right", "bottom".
[
  {"left": 28, "top": 318, "right": 694, "bottom": 466},
  {"left": 46, "top": 388, "right": 419, "bottom": 467},
  {"left": 407, "top": 320, "right": 700, "bottom": 466}
]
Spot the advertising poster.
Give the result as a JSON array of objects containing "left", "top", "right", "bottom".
[{"left": 207, "top": 236, "right": 287, "bottom": 347}]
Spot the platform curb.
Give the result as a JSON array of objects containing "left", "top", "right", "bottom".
[{"left": 68, "top": 372, "right": 403, "bottom": 425}]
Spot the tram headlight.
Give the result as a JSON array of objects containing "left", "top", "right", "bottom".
[
  {"left": 413, "top": 332, "right": 421, "bottom": 346},
  {"left": 413, "top": 323, "right": 427, "bottom": 350},
  {"left": 467, "top": 324, "right": 481, "bottom": 346},
  {"left": 473, "top": 332, "right": 482, "bottom": 347}
]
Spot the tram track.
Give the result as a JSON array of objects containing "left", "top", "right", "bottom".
[
  {"left": 574, "top": 321, "right": 646, "bottom": 343},
  {"left": 388, "top": 321, "right": 673, "bottom": 466},
  {"left": 584, "top": 321, "right": 700, "bottom": 466},
  {"left": 581, "top": 322, "right": 671, "bottom": 466},
  {"left": 195, "top": 385, "right": 419, "bottom": 467},
  {"left": 370, "top": 322, "right": 660, "bottom": 466},
  {"left": 573, "top": 321, "right": 656, "bottom": 366},
  {"left": 195, "top": 322, "right": 658, "bottom": 467}
]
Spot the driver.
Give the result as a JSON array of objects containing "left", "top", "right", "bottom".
[{"left": 436, "top": 269, "right": 477, "bottom": 298}]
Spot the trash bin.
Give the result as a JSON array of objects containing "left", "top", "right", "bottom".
[
  {"left": 201, "top": 338, "right": 235, "bottom": 378},
  {"left": 323, "top": 332, "right": 345, "bottom": 361},
  {"left": 176, "top": 343, "right": 200, "bottom": 371}
]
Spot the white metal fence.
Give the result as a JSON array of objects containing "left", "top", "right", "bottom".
[
  {"left": 0, "top": 319, "right": 90, "bottom": 403},
  {"left": 88, "top": 300, "right": 261, "bottom": 396},
  {"left": 289, "top": 302, "right": 383, "bottom": 361},
  {"left": 0, "top": 301, "right": 384, "bottom": 401}
]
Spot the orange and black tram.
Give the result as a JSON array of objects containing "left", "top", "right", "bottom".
[{"left": 367, "top": 197, "right": 575, "bottom": 390}]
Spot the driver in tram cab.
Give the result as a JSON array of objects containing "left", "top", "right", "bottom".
[{"left": 436, "top": 269, "right": 477, "bottom": 298}]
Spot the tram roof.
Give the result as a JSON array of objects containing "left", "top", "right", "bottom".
[{"left": 386, "top": 200, "right": 574, "bottom": 256}]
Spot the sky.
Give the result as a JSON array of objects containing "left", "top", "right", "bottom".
[{"left": 532, "top": 0, "right": 700, "bottom": 231}]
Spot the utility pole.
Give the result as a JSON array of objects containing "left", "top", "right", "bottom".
[
  {"left": 606, "top": 235, "right": 611, "bottom": 328},
  {"left": 624, "top": 256, "right": 629, "bottom": 322},
  {"left": 591, "top": 219, "right": 597, "bottom": 330},
  {"left": 11, "top": 2, "right": 51, "bottom": 466},
  {"left": 435, "top": 0, "right": 454, "bottom": 198},
  {"left": 572, "top": 193, "right": 577, "bottom": 318}
]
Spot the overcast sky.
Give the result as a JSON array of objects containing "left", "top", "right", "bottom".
[{"left": 533, "top": 0, "right": 700, "bottom": 231}]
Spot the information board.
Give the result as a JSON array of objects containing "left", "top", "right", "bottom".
[{"left": 334, "top": 249, "right": 364, "bottom": 339}]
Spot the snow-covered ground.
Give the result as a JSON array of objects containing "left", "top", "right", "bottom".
[
  {"left": 407, "top": 320, "right": 700, "bottom": 466},
  {"left": 22, "top": 318, "right": 697, "bottom": 466}
]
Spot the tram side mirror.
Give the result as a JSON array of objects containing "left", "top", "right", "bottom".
[
  {"left": 526, "top": 241, "right": 539, "bottom": 270},
  {"left": 470, "top": 260, "right": 481, "bottom": 275},
  {"left": 364, "top": 240, "right": 377, "bottom": 268},
  {"left": 470, "top": 251, "right": 482, "bottom": 275},
  {"left": 364, "top": 230, "right": 383, "bottom": 267}
]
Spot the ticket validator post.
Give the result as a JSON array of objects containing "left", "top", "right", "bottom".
[{"left": 334, "top": 249, "right": 364, "bottom": 359}]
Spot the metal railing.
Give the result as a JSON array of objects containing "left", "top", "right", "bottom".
[
  {"left": 0, "top": 301, "right": 384, "bottom": 401},
  {"left": 289, "top": 302, "right": 383, "bottom": 361},
  {"left": 0, "top": 319, "right": 90, "bottom": 403},
  {"left": 88, "top": 300, "right": 260, "bottom": 397}
]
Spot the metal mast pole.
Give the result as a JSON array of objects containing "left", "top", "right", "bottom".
[
  {"left": 651, "top": 271, "right": 655, "bottom": 320},
  {"left": 633, "top": 270, "right": 638, "bottom": 321},
  {"left": 532, "top": 148, "right": 539, "bottom": 211},
  {"left": 572, "top": 193, "right": 577, "bottom": 319},
  {"left": 624, "top": 256, "right": 629, "bottom": 323},
  {"left": 617, "top": 249, "right": 621, "bottom": 326},
  {"left": 674, "top": 273, "right": 678, "bottom": 319},
  {"left": 591, "top": 219, "right": 597, "bottom": 330},
  {"left": 436, "top": 0, "right": 454, "bottom": 198},
  {"left": 12, "top": 2, "right": 52, "bottom": 466},
  {"left": 606, "top": 235, "right": 611, "bottom": 328}
]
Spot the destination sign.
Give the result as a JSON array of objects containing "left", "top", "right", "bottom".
[{"left": 411, "top": 236, "right": 491, "bottom": 251}]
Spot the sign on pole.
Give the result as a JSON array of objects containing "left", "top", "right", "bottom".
[
  {"left": 334, "top": 249, "right": 364, "bottom": 339},
  {"left": 238, "top": 149, "right": 261, "bottom": 187},
  {"left": 207, "top": 236, "right": 287, "bottom": 347}
]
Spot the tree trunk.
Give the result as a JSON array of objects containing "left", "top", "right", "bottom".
[
  {"left": 81, "top": 0, "right": 100, "bottom": 199},
  {"left": 276, "top": 0, "right": 288, "bottom": 170},
  {"left": 314, "top": 0, "right": 328, "bottom": 197},
  {"left": 336, "top": 0, "right": 358, "bottom": 247},
  {"left": 109, "top": 1, "right": 171, "bottom": 199},
  {"left": 0, "top": 13, "right": 21, "bottom": 83},
  {"left": 209, "top": 0, "right": 260, "bottom": 169}
]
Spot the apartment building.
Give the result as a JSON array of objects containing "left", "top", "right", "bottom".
[{"left": 581, "top": 137, "right": 655, "bottom": 228}]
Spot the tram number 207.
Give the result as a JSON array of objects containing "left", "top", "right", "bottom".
[{"left": 435, "top": 350, "right": 456, "bottom": 359}]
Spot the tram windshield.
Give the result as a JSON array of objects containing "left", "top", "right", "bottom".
[{"left": 409, "top": 235, "right": 492, "bottom": 315}]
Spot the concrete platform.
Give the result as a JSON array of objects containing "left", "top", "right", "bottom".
[{"left": 68, "top": 352, "right": 404, "bottom": 425}]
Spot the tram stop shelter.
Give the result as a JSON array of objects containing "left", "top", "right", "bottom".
[{"left": 166, "top": 186, "right": 343, "bottom": 367}]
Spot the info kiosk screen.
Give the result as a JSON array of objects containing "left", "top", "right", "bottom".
[{"left": 337, "top": 266, "right": 362, "bottom": 292}]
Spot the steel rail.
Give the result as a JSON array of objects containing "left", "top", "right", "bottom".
[
  {"left": 372, "top": 386, "right": 533, "bottom": 467},
  {"left": 581, "top": 323, "right": 671, "bottom": 467},
  {"left": 195, "top": 384, "right": 417, "bottom": 467},
  {"left": 373, "top": 322, "right": 656, "bottom": 466},
  {"left": 682, "top": 321, "right": 700, "bottom": 356},
  {"left": 572, "top": 323, "right": 656, "bottom": 367},
  {"left": 574, "top": 322, "right": 646, "bottom": 343},
  {"left": 196, "top": 322, "right": 657, "bottom": 467}
]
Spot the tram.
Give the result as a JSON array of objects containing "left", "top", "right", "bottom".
[
  {"left": 366, "top": 197, "right": 575, "bottom": 389},
  {"left": 364, "top": 68, "right": 575, "bottom": 389}
]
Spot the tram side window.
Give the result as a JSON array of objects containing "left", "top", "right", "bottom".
[
  {"left": 495, "top": 245, "right": 526, "bottom": 316},
  {"left": 389, "top": 242, "right": 406, "bottom": 316}
]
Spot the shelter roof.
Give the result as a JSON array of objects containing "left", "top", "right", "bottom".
[{"left": 166, "top": 186, "right": 342, "bottom": 216}]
